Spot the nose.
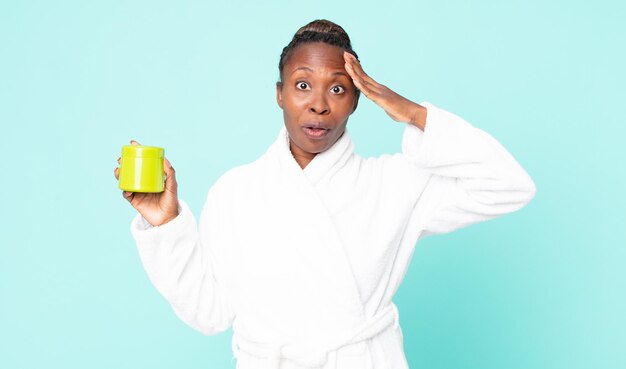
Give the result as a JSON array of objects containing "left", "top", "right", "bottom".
[{"left": 309, "top": 92, "right": 330, "bottom": 115}]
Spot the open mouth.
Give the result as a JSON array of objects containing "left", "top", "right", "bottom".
[{"left": 303, "top": 127, "right": 330, "bottom": 139}]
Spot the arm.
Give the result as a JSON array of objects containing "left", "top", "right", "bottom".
[
  {"left": 341, "top": 54, "right": 535, "bottom": 236},
  {"left": 130, "top": 191, "right": 235, "bottom": 335},
  {"left": 402, "top": 102, "right": 537, "bottom": 237}
]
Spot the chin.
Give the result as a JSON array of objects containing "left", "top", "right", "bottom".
[
  {"left": 291, "top": 136, "right": 326, "bottom": 155},
  {"left": 301, "top": 140, "right": 326, "bottom": 154}
]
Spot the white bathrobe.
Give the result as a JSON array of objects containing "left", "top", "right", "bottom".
[{"left": 130, "top": 101, "right": 536, "bottom": 369}]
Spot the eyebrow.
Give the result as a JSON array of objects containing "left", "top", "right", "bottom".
[{"left": 291, "top": 66, "right": 349, "bottom": 77}]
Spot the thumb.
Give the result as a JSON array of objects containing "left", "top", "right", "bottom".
[{"left": 130, "top": 140, "right": 140, "bottom": 146}]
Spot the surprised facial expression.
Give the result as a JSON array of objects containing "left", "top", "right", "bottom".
[{"left": 276, "top": 42, "right": 359, "bottom": 163}]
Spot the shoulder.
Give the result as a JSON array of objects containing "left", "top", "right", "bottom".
[
  {"left": 359, "top": 151, "right": 421, "bottom": 177},
  {"left": 356, "top": 151, "right": 431, "bottom": 202},
  {"left": 207, "top": 156, "right": 267, "bottom": 199}
]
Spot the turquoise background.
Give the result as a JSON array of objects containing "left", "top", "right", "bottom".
[{"left": 1, "top": 1, "right": 624, "bottom": 368}]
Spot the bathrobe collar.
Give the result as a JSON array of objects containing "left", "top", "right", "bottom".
[
  {"left": 269, "top": 125, "right": 355, "bottom": 185},
  {"left": 232, "top": 123, "right": 402, "bottom": 368}
]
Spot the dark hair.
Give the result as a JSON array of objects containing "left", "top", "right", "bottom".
[{"left": 277, "top": 19, "right": 360, "bottom": 101}]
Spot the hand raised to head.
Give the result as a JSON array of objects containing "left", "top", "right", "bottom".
[{"left": 343, "top": 51, "right": 427, "bottom": 130}]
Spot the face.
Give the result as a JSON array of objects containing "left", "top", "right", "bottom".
[{"left": 276, "top": 42, "right": 359, "bottom": 165}]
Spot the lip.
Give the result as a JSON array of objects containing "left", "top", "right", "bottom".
[
  {"left": 302, "top": 126, "right": 330, "bottom": 139},
  {"left": 303, "top": 122, "right": 331, "bottom": 130}
]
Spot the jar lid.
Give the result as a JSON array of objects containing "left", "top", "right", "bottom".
[{"left": 122, "top": 145, "right": 164, "bottom": 158}]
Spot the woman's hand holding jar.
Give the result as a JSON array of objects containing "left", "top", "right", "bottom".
[{"left": 114, "top": 140, "right": 180, "bottom": 227}]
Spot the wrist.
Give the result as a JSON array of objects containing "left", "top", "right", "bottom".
[
  {"left": 158, "top": 206, "right": 180, "bottom": 227},
  {"left": 409, "top": 104, "right": 427, "bottom": 131}
]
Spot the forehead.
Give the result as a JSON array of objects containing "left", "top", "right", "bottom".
[{"left": 285, "top": 42, "right": 346, "bottom": 74}]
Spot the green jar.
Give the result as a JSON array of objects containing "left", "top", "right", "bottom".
[{"left": 118, "top": 145, "right": 165, "bottom": 193}]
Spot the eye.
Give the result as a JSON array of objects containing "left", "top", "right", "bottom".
[
  {"left": 296, "top": 81, "right": 310, "bottom": 90},
  {"left": 331, "top": 85, "right": 345, "bottom": 94}
]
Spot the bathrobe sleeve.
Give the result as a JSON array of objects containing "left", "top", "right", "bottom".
[
  {"left": 401, "top": 101, "right": 537, "bottom": 238},
  {"left": 129, "top": 189, "right": 235, "bottom": 335}
]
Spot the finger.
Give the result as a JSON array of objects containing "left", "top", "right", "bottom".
[
  {"left": 117, "top": 157, "right": 121, "bottom": 164},
  {"left": 343, "top": 53, "right": 362, "bottom": 80},
  {"left": 344, "top": 58, "right": 357, "bottom": 79},
  {"left": 344, "top": 53, "right": 378, "bottom": 87},
  {"left": 343, "top": 51, "right": 354, "bottom": 66},
  {"left": 122, "top": 191, "right": 134, "bottom": 202},
  {"left": 345, "top": 62, "right": 375, "bottom": 99},
  {"left": 355, "top": 81, "right": 373, "bottom": 100},
  {"left": 345, "top": 61, "right": 374, "bottom": 92},
  {"left": 130, "top": 140, "right": 140, "bottom": 146},
  {"left": 163, "top": 158, "right": 177, "bottom": 190},
  {"left": 352, "top": 65, "right": 379, "bottom": 93},
  {"left": 343, "top": 51, "right": 361, "bottom": 66},
  {"left": 114, "top": 167, "right": 119, "bottom": 180}
]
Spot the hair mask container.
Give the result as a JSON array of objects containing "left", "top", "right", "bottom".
[{"left": 118, "top": 145, "right": 165, "bottom": 193}]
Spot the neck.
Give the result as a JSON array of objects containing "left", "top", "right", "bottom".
[{"left": 289, "top": 141, "right": 316, "bottom": 169}]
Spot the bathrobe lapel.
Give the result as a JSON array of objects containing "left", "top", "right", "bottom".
[
  {"left": 267, "top": 126, "right": 365, "bottom": 325},
  {"left": 232, "top": 126, "right": 402, "bottom": 368}
]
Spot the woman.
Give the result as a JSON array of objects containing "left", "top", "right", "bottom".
[{"left": 114, "top": 19, "right": 536, "bottom": 369}]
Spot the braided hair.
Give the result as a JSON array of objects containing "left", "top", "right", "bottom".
[{"left": 277, "top": 19, "right": 360, "bottom": 101}]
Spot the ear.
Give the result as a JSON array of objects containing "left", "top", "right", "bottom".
[{"left": 276, "top": 82, "right": 283, "bottom": 109}]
